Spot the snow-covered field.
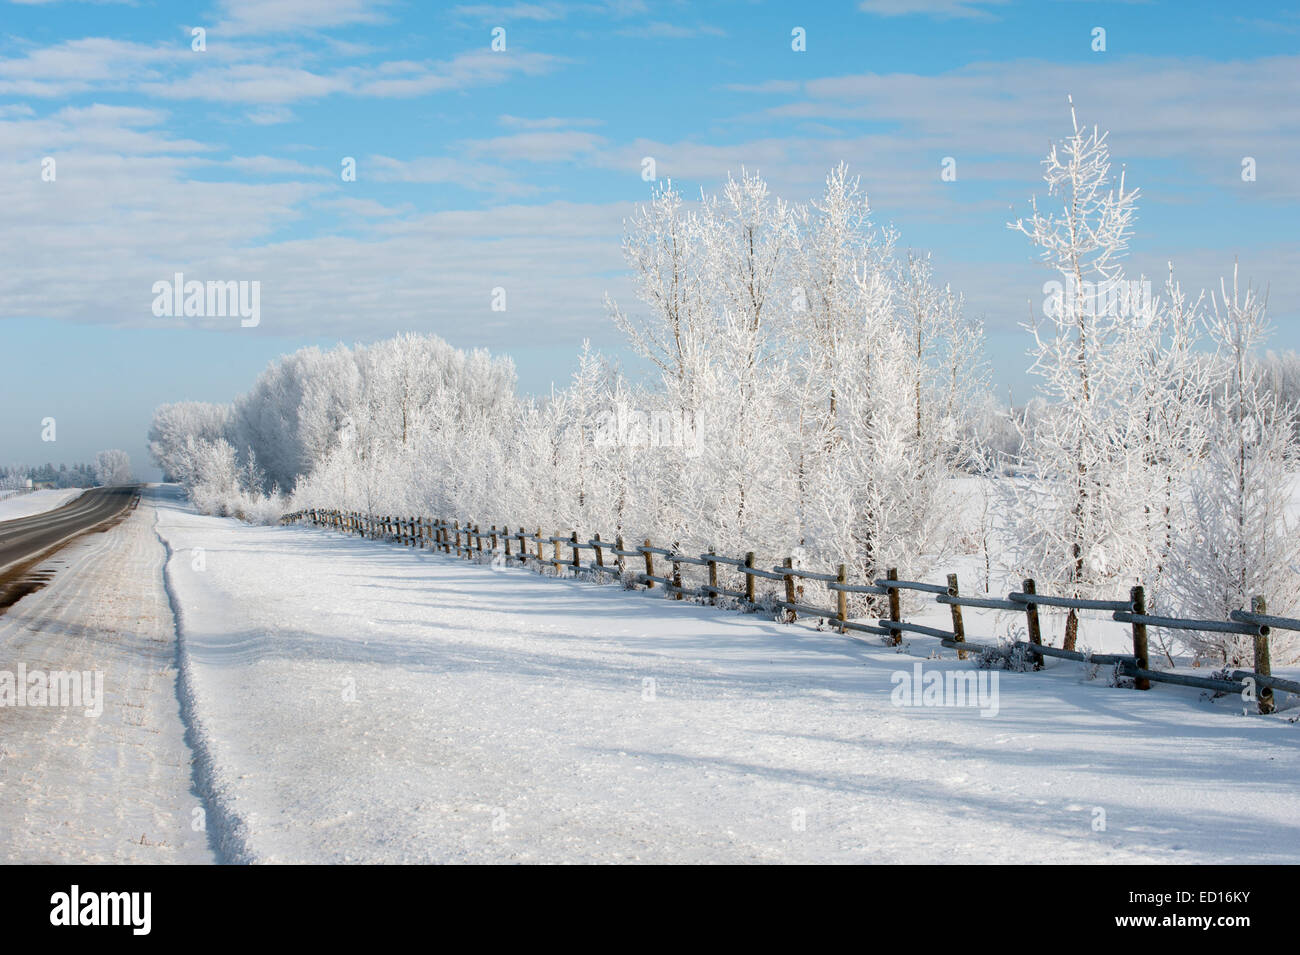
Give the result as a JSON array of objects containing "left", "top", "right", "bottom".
[
  {"left": 140, "top": 485, "right": 1299, "bottom": 864},
  {"left": 2, "top": 484, "right": 1294, "bottom": 863},
  {"left": 0, "top": 488, "right": 84, "bottom": 522}
]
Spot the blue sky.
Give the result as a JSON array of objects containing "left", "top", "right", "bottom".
[{"left": 2, "top": 0, "right": 1297, "bottom": 478}]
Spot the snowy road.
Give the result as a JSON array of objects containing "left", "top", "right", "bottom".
[
  {"left": 0, "top": 491, "right": 213, "bottom": 863},
  {"left": 144, "top": 487, "right": 1299, "bottom": 864},
  {"left": 0, "top": 485, "right": 135, "bottom": 575}
]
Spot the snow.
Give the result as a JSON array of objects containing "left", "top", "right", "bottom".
[
  {"left": 145, "top": 485, "right": 1299, "bottom": 864},
  {"left": 0, "top": 488, "right": 85, "bottom": 522},
  {"left": 0, "top": 491, "right": 214, "bottom": 863}
]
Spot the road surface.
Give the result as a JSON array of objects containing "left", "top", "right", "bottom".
[{"left": 0, "top": 485, "right": 138, "bottom": 579}]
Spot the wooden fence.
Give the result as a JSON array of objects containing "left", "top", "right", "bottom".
[{"left": 281, "top": 508, "right": 1299, "bottom": 715}]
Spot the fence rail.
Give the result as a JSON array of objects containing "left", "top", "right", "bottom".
[{"left": 281, "top": 507, "right": 1294, "bottom": 714}]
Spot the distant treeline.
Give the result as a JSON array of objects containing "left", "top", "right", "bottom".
[{"left": 0, "top": 463, "right": 99, "bottom": 489}]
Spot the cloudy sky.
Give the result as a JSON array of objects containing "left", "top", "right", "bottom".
[{"left": 2, "top": 0, "right": 1297, "bottom": 478}]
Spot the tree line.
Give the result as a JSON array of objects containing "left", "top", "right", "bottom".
[{"left": 148, "top": 110, "right": 1300, "bottom": 666}]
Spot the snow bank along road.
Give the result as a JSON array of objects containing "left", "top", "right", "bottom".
[
  {"left": 3, "top": 485, "right": 1297, "bottom": 864},
  {"left": 0, "top": 488, "right": 86, "bottom": 523}
]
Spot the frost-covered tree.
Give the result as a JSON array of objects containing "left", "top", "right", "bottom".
[
  {"left": 93, "top": 449, "right": 132, "bottom": 486},
  {"left": 1168, "top": 267, "right": 1300, "bottom": 665},
  {"left": 1007, "top": 101, "right": 1145, "bottom": 649},
  {"left": 148, "top": 401, "right": 231, "bottom": 483},
  {"left": 1119, "top": 266, "right": 1211, "bottom": 608}
]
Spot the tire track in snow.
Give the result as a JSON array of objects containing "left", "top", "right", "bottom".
[{"left": 154, "top": 506, "right": 257, "bottom": 865}]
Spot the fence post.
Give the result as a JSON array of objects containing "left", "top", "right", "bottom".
[
  {"left": 643, "top": 539, "right": 655, "bottom": 590},
  {"left": 1022, "top": 577, "right": 1044, "bottom": 670},
  {"left": 1129, "top": 585, "right": 1150, "bottom": 690},
  {"left": 615, "top": 536, "right": 626, "bottom": 577},
  {"left": 836, "top": 564, "right": 848, "bottom": 634},
  {"left": 782, "top": 557, "right": 796, "bottom": 621},
  {"left": 536, "top": 527, "right": 543, "bottom": 570},
  {"left": 503, "top": 525, "right": 512, "bottom": 560},
  {"left": 671, "top": 545, "right": 683, "bottom": 600},
  {"left": 886, "top": 567, "right": 902, "bottom": 646},
  {"left": 593, "top": 533, "right": 604, "bottom": 569},
  {"left": 491, "top": 525, "right": 499, "bottom": 554},
  {"left": 707, "top": 550, "right": 718, "bottom": 606},
  {"left": 476, "top": 525, "right": 483, "bottom": 556},
  {"left": 743, "top": 552, "right": 756, "bottom": 605},
  {"left": 1253, "top": 595, "right": 1274, "bottom": 715},
  {"left": 947, "top": 573, "right": 967, "bottom": 661},
  {"left": 571, "top": 531, "right": 581, "bottom": 570}
]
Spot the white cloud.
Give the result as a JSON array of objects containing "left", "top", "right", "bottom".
[
  {"left": 365, "top": 154, "right": 535, "bottom": 195},
  {"left": 0, "top": 37, "right": 181, "bottom": 97},
  {"left": 245, "top": 106, "right": 298, "bottom": 125},
  {"left": 448, "top": 2, "right": 569, "bottom": 22},
  {"left": 498, "top": 114, "right": 603, "bottom": 129},
  {"left": 858, "top": 0, "right": 1010, "bottom": 20},
  {"left": 463, "top": 130, "right": 605, "bottom": 162},
  {"left": 225, "top": 155, "right": 330, "bottom": 176},
  {"left": 213, "top": 0, "right": 394, "bottom": 35},
  {"left": 615, "top": 21, "right": 726, "bottom": 39}
]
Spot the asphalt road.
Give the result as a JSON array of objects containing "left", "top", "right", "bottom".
[{"left": 0, "top": 485, "right": 140, "bottom": 574}]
